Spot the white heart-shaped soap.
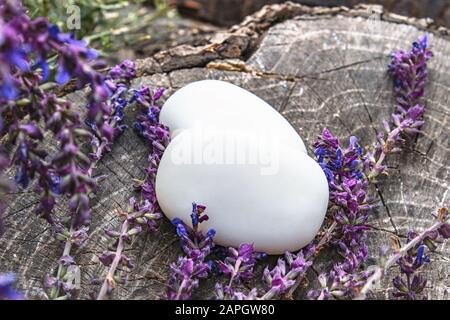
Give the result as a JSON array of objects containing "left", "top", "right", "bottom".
[
  {"left": 156, "top": 128, "right": 329, "bottom": 254},
  {"left": 159, "top": 80, "right": 307, "bottom": 153}
]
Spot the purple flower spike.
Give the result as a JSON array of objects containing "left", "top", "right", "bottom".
[
  {"left": 308, "top": 36, "right": 434, "bottom": 300},
  {"left": 0, "top": 273, "right": 24, "bottom": 300},
  {"left": 97, "top": 86, "right": 169, "bottom": 299},
  {"left": 108, "top": 60, "right": 136, "bottom": 80},
  {"left": 166, "top": 205, "right": 215, "bottom": 300},
  {"left": 0, "top": 0, "right": 143, "bottom": 299},
  {"left": 214, "top": 243, "right": 262, "bottom": 300}
]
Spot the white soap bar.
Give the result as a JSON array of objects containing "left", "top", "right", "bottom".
[
  {"left": 156, "top": 128, "right": 329, "bottom": 254},
  {"left": 159, "top": 80, "right": 307, "bottom": 153}
]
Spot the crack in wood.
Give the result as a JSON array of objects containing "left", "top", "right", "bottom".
[
  {"left": 206, "top": 57, "right": 383, "bottom": 83},
  {"left": 375, "top": 186, "right": 400, "bottom": 235}
]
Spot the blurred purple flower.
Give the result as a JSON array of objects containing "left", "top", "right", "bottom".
[
  {"left": 0, "top": 273, "right": 24, "bottom": 300},
  {"left": 108, "top": 60, "right": 136, "bottom": 80}
]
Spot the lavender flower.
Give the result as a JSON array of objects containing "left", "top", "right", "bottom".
[
  {"left": 166, "top": 203, "right": 215, "bottom": 300},
  {"left": 392, "top": 244, "right": 429, "bottom": 300},
  {"left": 358, "top": 208, "right": 448, "bottom": 300},
  {"left": 108, "top": 59, "right": 136, "bottom": 80},
  {"left": 227, "top": 245, "right": 316, "bottom": 300},
  {"left": 0, "top": 14, "right": 163, "bottom": 304},
  {"left": 260, "top": 251, "right": 313, "bottom": 300},
  {"left": 308, "top": 36, "right": 434, "bottom": 300},
  {"left": 314, "top": 130, "right": 373, "bottom": 243},
  {"left": 0, "top": 0, "right": 113, "bottom": 234},
  {"left": 392, "top": 208, "right": 449, "bottom": 300},
  {"left": 293, "top": 130, "right": 372, "bottom": 299},
  {"left": 0, "top": 0, "right": 138, "bottom": 299},
  {"left": 132, "top": 86, "right": 170, "bottom": 207},
  {"left": 96, "top": 86, "right": 168, "bottom": 300},
  {"left": 368, "top": 35, "right": 432, "bottom": 181},
  {"left": 217, "top": 244, "right": 259, "bottom": 281},
  {"left": 307, "top": 266, "right": 370, "bottom": 300},
  {"left": 45, "top": 60, "right": 137, "bottom": 300},
  {"left": 0, "top": 273, "right": 24, "bottom": 300},
  {"left": 214, "top": 243, "right": 262, "bottom": 299}
]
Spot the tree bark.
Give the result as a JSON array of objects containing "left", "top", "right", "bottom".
[{"left": 0, "top": 3, "right": 449, "bottom": 300}]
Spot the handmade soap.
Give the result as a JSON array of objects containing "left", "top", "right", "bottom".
[
  {"left": 159, "top": 80, "right": 307, "bottom": 153},
  {"left": 156, "top": 128, "right": 329, "bottom": 254}
]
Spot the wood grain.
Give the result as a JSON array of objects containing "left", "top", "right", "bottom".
[{"left": 0, "top": 3, "right": 448, "bottom": 299}]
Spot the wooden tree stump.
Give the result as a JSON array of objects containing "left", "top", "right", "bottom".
[{"left": 0, "top": 3, "right": 449, "bottom": 300}]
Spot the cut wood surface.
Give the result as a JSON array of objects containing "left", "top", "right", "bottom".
[{"left": 0, "top": 3, "right": 449, "bottom": 299}]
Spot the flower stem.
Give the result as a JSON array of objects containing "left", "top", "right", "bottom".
[
  {"left": 356, "top": 214, "right": 448, "bottom": 299},
  {"left": 229, "top": 259, "right": 242, "bottom": 288},
  {"left": 97, "top": 218, "right": 129, "bottom": 300},
  {"left": 175, "top": 278, "right": 189, "bottom": 300},
  {"left": 51, "top": 223, "right": 74, "bottom": 299},
  {"left": 87, "top": 136, "right": 110, "bottom": 177},
  {"left": 51, "top": 137, "right": 110, "bottom": 299}
]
